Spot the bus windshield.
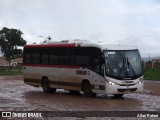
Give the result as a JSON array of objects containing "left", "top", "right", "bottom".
[{"left": 104, "top": 50, "right": 143, "bottom": 80}]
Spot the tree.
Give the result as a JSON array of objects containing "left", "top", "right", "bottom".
[{"left": 0, "top": 27, "right": 26, "bottom": 66}]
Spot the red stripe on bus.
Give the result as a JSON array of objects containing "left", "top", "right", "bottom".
[
  {"left": 22, "top": 64, "right": 80, "bottom": 69},
  {"left": 24, "top": 43, "right": 76, "bottom": 48}
]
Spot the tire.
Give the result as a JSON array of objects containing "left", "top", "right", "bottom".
[
  {"left": 82, "top": 81, "right": 94, "bottom": 97},
  {"left": 42, "top": 77, "right": 52, "bottom": 93},
  {"left": 42, "top": 77, "right": 50, "bottom": 93},
  {"left": 114, "top": 94, "right": 124, "bottom": 98}
]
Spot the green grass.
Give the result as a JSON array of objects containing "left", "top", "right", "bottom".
[
  {"left": 0, "top": 66, "right": 22, "bottom": 75},
  {"left": 144, "top": 69, "right": 160, "bottom": 80}
]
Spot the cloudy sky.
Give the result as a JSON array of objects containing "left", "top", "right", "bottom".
[{"left": 0, "top": 0, "right": 160, "bottom": 57}]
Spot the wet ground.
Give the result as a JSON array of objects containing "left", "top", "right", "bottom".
[{"left": 0, "top": 76, "right": 160, "bottom": 119}]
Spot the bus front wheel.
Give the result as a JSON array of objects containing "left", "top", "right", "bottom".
[{"left": 82, "top": 81, "right": 94, "bottom": 97}]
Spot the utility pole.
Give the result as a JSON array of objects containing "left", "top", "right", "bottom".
[{"left": 149, "top": 54, "right": 150, "bottom": 62}]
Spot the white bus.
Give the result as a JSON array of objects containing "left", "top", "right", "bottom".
[{"left": 23, "top": 41, "right": 143, "bottom": 97}]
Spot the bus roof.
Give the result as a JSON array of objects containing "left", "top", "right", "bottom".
[
  {"left": 24, "top": 41, "right": 138, "bottom": 51},
  {"left": 90, "top": 43, "right": 138, "bottom": 50}
]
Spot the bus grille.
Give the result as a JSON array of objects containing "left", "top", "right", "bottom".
[
  {"left": 119, "top": 84, "right": 135, "bottom": 86},
  {"left": 117, "top": 88, "right": 137, "bottom": 92}
]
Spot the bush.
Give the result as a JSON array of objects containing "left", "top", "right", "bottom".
[
  {"left": 144, "top": 68, "right": 160, "bottom": 80},
  {"left": 0, "top": 66, "right": 22, "bottom": 75}
]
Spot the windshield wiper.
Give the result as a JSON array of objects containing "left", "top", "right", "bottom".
[
  {"left": 126, "top": 57, "right": 136, "bottom": 76},
  {"left": 105, "top": 58, "right": 111, "bottom": 74}
]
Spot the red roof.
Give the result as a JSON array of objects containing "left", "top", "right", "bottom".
[{"left": 24, "top": 43, "right": 76, "bottom": 48}]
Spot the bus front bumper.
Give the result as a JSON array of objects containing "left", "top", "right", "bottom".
[{"left": 105, "top": 81, "right": 143, "bottom": 95}]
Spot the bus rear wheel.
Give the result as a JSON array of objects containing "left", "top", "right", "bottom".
[
  {"left": 82, "top": 81, "right": 94, "bottom": 97},
  {"left": 42, "top": 77, "right": 56, "bottom": 93}
]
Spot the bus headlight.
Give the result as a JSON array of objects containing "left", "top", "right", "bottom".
[
  {"left": 138, "top": 78, "right": 143, "bottom": 84},
  {"left": 108, "top": 81, "right": 116, "bottom": 86}
]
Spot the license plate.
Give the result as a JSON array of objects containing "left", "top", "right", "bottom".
[
  {"left": 122, "top": 81, "right": 133, "bottom": 84},
  {"left": 124, "top": 90, "right": 130, "bottom": 93}
]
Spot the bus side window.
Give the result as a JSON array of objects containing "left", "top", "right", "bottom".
[
  {"left": 41, "top": 54, "right": 49, "bottom": 64},
  {"left": 24, "top": 48, "right": 32, "bottom": 64},
  {"left": 41, "top": 48, "right": 49, "bottom": 64},
  {"left": 59, "top": 48, "right": 69, "bottom": 65},
  {"left": 93, "top": 55, "right": 100, "bottom": 73},
  {"left": 50, "top": 48, "right": 59, "bottom": 65},
  {"left": 68, "top": 48, "right": 75, "bottom": 66},
  {"left": 91, "top": 48, "right": 104, "bottom": 76},
  {"left": 32, "top": 53, "right": 40, "bottom": 64},
  {"left": 25, "top": 53, "right": 31, "bottom": 63},
  {"left": 75, "top": 48, "right": 90, "bottom": 68}
]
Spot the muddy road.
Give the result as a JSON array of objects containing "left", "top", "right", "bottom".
[{"left": 0, "top": 76, "right": 160, "bottom": 119}]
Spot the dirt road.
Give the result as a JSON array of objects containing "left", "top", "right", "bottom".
[{"left": 0, "top": 76, "right": 160, "bottom": 119}]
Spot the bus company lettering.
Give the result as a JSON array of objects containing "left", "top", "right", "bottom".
[
  {"left": 12, "top": 112, "right": 42, "bottom": 118},
  {"left": 76, "top": 70, "right": 90, "bottom": 75}
]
